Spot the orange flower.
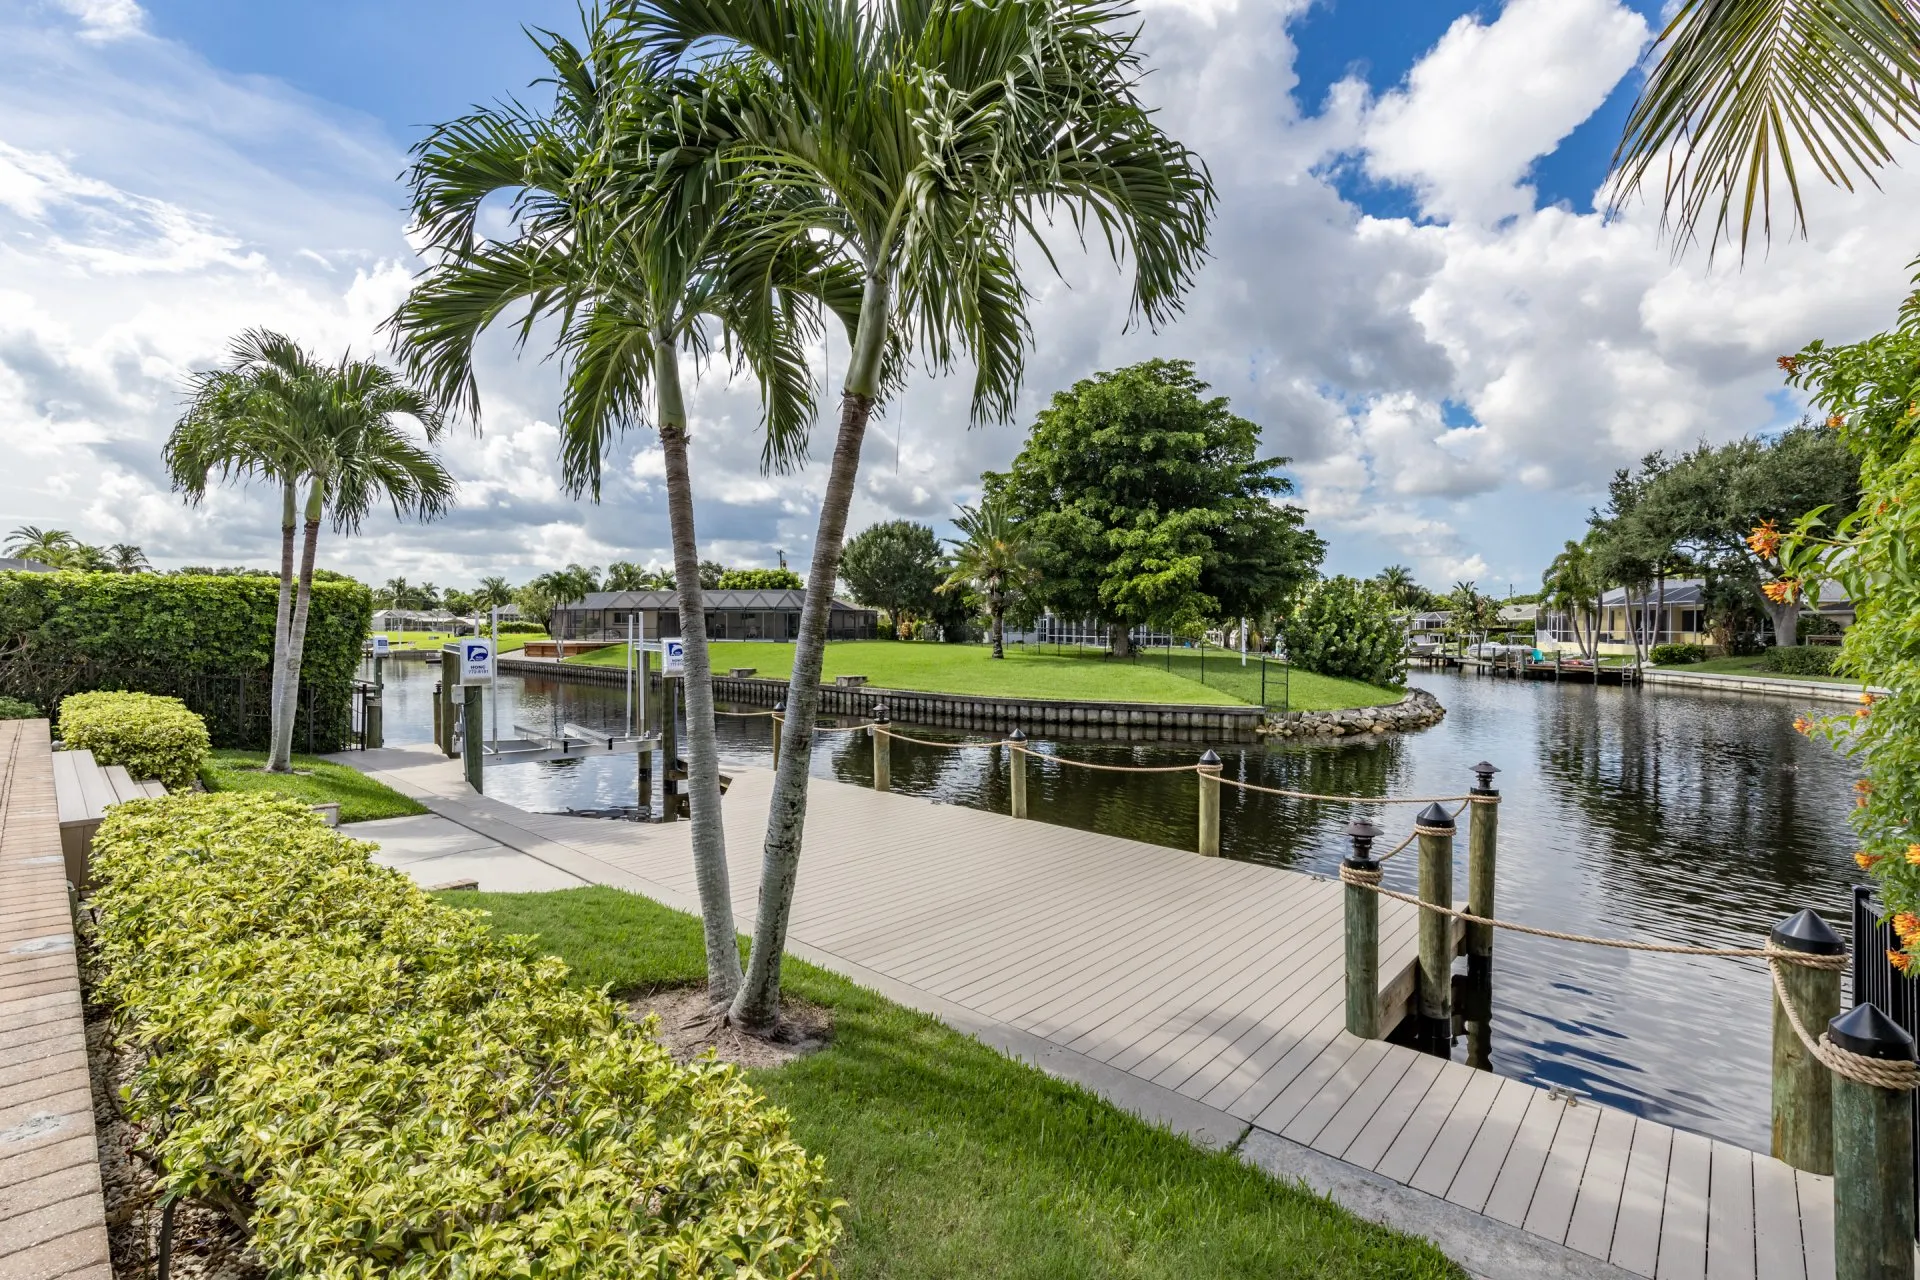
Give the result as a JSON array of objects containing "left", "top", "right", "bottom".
[
  {"left": 1746, "top": 521, "right": 1783, "bottom": 557},
  {"left": 1827, "top": 414, "right": 1845, "bottom": 429},
  {"left": 1793, "top": 714, "right": 1815, "bottom": 735},
  {"left": 1907, "top": 843, "right": 1920, "bottom": 866},
  {"left": 1762, "top": 578, "right": 1800, "bottom": 604},
  {"left": 1862, "top": 692, "right": 1880, "bottom": 705},
  {"left": 1858, "top": 851, "right": 1884, "bottom": 869},
  {"left": 1857, "top": 779, "right": 1875, "bottom": 794},
  {"left": 1777, "top": 355, "right": 1801, "bottom": 374},
  {"left": 1891, "top": 949, "right": 1913, "bottom": 973}
]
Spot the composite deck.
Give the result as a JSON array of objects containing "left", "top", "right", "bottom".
[{"left": 347, "top": 744, "right": 1837, "bottom": 1280}]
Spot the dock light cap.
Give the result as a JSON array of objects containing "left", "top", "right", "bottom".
[
  {"left": 1828, "top": 1002, "right": 1917, "bottom": 1061},
  {"left": 1472, "top": 760, "right": 1500, "bottom": 789},
  {"left": 872, "top": 702, "right": 890, "bottom": 722},
  {"left": 1199, "top": 748, "right": 1222, "bottom": 768},
  {"left": 1416, "top": 801, "right": 1455, "bottom": 829},
  {"left": 1770, "top": 908, "right": 1845, "bottom": 955}
]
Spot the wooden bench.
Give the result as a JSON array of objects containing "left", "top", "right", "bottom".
[
  {"left": 833, "top": 674, "right": 868, "bottom": 688},
  {"left": 52, "top": 749, "right": 166, "bottom": 890},
  {"left": 729, "top": 667, "right": 758, "bottom": 678}
]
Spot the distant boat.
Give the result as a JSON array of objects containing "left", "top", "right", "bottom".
[{"left": 423, "top": 651, "right": 442, "bottom": 664}]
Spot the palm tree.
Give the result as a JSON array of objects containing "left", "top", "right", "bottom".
[
  {"left": 940, "top": 498, "right": 1028, "bottom": 659},
  {"left": 4, "top": 527, "right": 79, "bottom": 565},
  {"left": 475, "top": 575, "right": 516, "bottom": 611},
  {"left": 106, "top": 544, "right": 150, "bottom": 573},
  {"left": 171, "top": 330, "right": 454, "bottom": 771},
  {"left": 392, "top": 19, "right": 842, "bottom": 1007},
  {"left": 1542, "top": 540, "right": 1602, "bottom": 660},
  {"left": 1375, "top": 564, "right": 1419, "bottom": 609},
  {"left": 1611, "top": 2, "right": 1920, "bottom": 255},
  {"left": 618, "top": 0, "right": 1216, "bottom": 1030}
]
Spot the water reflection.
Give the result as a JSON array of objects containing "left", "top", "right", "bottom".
[{"left": 367, "top": 658, "right": 1859, "bottom": 1149}]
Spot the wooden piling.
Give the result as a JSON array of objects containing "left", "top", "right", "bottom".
[
  {"left": 1828, "top": 1003, "right": 1916, "bottom": 1280},
  {"left": 1008, "top": 729, "right": 1028, "bottom": 819},
  {"left": 771, "top": 701, "right": 784, "bottom": 774},
  {"left": 1466, "top": 763, "right": 1500, "bottom": 962},
  {"left": 871, "top": 704, "right": 891, "bottom": 792},
  {"left": 1197, "top": 749, "right": 1222, "bottom": 856},
  {"left": 1770, "top": 910, "right": 1843, "bottom": 1173},
  {"left": 660, "top": 675, "right": 679, "bottom": 824},
  {"left": 1415, "top": 802, "right": 1455, "bottom": 1048},
  {"left": 1343, "top": 820, "right": 1382, "bottom": 1038},
  {"left": 461, "top": 685, "right": 484, "bottom": 794}
]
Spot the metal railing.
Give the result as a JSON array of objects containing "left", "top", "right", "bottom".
[{"left": 1852, "top": 883, "right": 1920, "bottom": 1238}]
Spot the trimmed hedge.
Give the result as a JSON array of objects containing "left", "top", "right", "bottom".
[
  {"left": 1762, "top": 645, "right": 1840, "bottom": 676},
  {"left": 88, "top": 792, "right": 842, "bottom": 1277},
  {"left": 0, "top": 695, "right": 38, "bottom": 719},
  {"left": 59, "top": 691, "right": 209, "bottom": 790},
  {"left": 0, "top": 570, "right": 371, "bottom": 750},
  {"left": 1650, "top": 642, "right": 1707, "bottom": 666}
]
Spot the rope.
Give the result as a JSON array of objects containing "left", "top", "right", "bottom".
[
  {"left": 872, "top": 726, "right": 998, "bottom": 751},
  {"left": 1769, "top": 961, "right": 1920, "bottom": 1091},
  {"left": 768, "top": 713, "right": 872, "bottom": 736},
  {"left": 1374, "top": 832, "right": 1418, "bottom": 863},
  {"left": 714, "top": 709, "right": 778, "bottom": 718},
  {"left": 1214, "top": 775, "right": 1488, "bottom": 806},
  {"left": 1031, "top": 754, "right": 1202, "bottom": 774}
]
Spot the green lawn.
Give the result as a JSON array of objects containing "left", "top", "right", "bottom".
[
  {"left": 374, "top": 630, "right": 546, "bottom": 654},
  {"left": 1659, "top": 654, "right": 1864, "bottom": 685},
  {"left": 448, "top": 886, "right": 1463, "bottom": 1280},
  {"left": 567, "top": 640, "right": 1400, "bottom": 712},
  {"left": 199, "top": 749, "right": 427, "bottom": 822}
]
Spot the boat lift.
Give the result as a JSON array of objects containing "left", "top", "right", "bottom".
[{"left": 482, "top": 721, "right": 662, "bottom": 767}]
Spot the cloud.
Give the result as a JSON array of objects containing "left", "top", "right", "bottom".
[
  {"left": 2, "top": 0, "right": 1917, "bottom": 599},
  {"left": 55, "top": 0, "right": 143, "bottom": 42}
]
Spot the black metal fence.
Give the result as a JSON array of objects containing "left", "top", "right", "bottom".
[
  {"left": 1851, "top": 883, "right": 1919, "bottom": 1236},
  {"left": 0, "top": 656, "right": 368, "bottom": 754}
]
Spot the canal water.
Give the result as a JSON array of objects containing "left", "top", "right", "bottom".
[{"left": 371, "top": 658, "right": 1860, "bottom": 1151}]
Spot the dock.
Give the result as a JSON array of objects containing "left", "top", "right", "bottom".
[{"left": 343, "top": 743, "right": 1840, "bottom": 1280}]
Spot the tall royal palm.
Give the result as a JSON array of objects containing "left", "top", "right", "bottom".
[
  {"left": 1612, "top": 1, "right": 1920, "bottom": 253},
  {"left": 390, "top": 18, "right": 840, "bottom": 1005},
  {"left": 169, "top": 331, "right": 454, "bottom": 770},
  {"left": 616, "top": 0, "right": 1215, "bottom": 1029}
]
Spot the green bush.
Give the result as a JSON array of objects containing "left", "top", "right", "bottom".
[
  {"left": 1651, "top": 642, "right": 1707, "bottom": 666},
  {"left": 0, "top": 570, "right": 370, "bottom": 750},
  {"left": 0, "top": 695, "right": 39, "bottom": 719},
  {"left": 492, "top": 620, "right": 548, "bottom": 635},
  {"left": 1762, "top": 645, "right": 1840, "bottom": 676},
  {"left": 1282, "top": 576, "right": 1406, "bottom": 687},
  {"left": 59, "top": 691, "right": 209, "bottom": 790},
  {"left": 88, "top": 792, "right": 842, "bottom": 1277}
]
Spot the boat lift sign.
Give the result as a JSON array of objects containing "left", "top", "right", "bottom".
[
  {"left": 663, "top": 638, "right": 686, "bottom": 676},
  {"left": 461, "top": 639, "right": 494, "bottom": 685}
]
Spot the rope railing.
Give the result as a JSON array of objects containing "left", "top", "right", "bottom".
[{"left": 1216, "top": 775, "right": 1490, "bottom": 806}]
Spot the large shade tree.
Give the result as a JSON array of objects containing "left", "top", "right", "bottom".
[
  {"left": 392, "top": 17, "right": 842, "bottom": 1005},
  {"left": 612, "top": 0, "right": 1216, "bottom": 1030},
  {"left": 168, "top": 330, "right": 454, "bottom": 770},
  {"left": 990, "top": 359, "right": 1324, "bottom": 656},
  {"left": 838, "top": 520, "right": 944, "bottom": 636}
]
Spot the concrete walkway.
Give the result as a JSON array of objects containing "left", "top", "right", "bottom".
[{"left": 335, "top": 742, "right": 1832, "bottom": 1280}]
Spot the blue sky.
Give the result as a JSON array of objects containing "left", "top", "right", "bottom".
[{"left": 2, "top": 0, "right": 1912, "bottom": 594}]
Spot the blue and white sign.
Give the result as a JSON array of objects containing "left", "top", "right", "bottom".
[
  {"left": 371, "top": 634, "right": 390, "bottom": 657},
  {"left": 663, "top": 638, "right": 685, "bottom": 676},
  {"left": 461, "top": 639, "right": 494, "bottom": 685}
]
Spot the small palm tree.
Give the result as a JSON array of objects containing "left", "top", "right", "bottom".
[
  {"left": 941, "top": 499, "right": 1028, "bottom": 659},
  {"left": 169, "top": 330, "right": 454, "bottom": 770},
  {"left": 1543, "top": 540, "right": 1602, "bottom": 659},
  {"left": 106, "top": 544, "right": 150, "bottom": 573},
  {"left": 475, "top": 575, "right": 516, "bottom": 611},
  {"left": 620, "top": 0, "right": 1216, "bottom": 1030},
  {"left": 1611, "top": 1, "right": 1920, "bottom": 254},
  {"left": 4, "top": 527, "right": 79, "bottom": 565},
  {"left": 1374, "top": 564, "right": 1419, "bottom": 609}
]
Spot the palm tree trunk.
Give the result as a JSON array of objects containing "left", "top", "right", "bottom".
[
  {"left": 655, "top": 334, "right": 742, "bottom": 1005},
  {"left": 267, "top": 481, "right": 296, "bottom": 758},
  {"left": 269, "top": 477, "right": 324, "bottom": 772},
  {"left": 991, "top": 599, "right": 1005, "bottom": 659},
  {"left": 731, "top": 273, "right": 891, "bottom": 1033}
]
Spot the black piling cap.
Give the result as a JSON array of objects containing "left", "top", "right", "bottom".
[
  {"left": 872, "top": 702, "right": 890, "bottom": 723},
  {"left": 1770, "top": 909, "right": 1845, "bottom": 956},
  {"left": 1417, "top": 801, "right": 1455, "bottom": 830},
  {"left": 774, "top": 700, "right": 786, "bottom": 713},
  {"left": 1345, "top": 818, "right": 1383, "bottom": 861},
  {"left": 1009, "top": 728, "right": 1027, "bottom": 743},
  {"left": 1472, "top": 760, "right": 1501, "bottom": 790},
  {"left": 1199, "top": 748, "right": 1222, "bottom": 768},
  {"left": 1829, "top": 1003, "right": 1917, "bottom": 1062}
]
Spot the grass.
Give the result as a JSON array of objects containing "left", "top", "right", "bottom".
[
  {"left": 567, "top": 640, "right": 1401, "bottom": 712},
  {"left": 374, "top": 631, "right": 547, "bottom": 654},
  {"left": 1659, "top": 654, "right": 1864, "bottom": 685},
  {"left": 447, "top": 886, "right": 1463, "bottom": 1279},
  {"left": 199, "top": 749, "right": 428, "bottom": 822}
]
